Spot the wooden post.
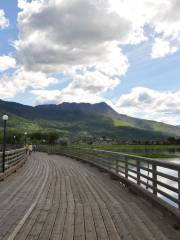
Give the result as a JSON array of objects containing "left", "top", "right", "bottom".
[
  {"left": 107, "top": 158, "right": 110, "bottom": 171},
  {"left": 152, "top": 164, "right": 157, "bottom": 195},
  {"left": 125, "top": 157, "right": 128, "bottom": 179},
  {"left": 178, "top": 169, "right": 180, "bottom": 210},
  {"left": 137, "top": 160, "right": 140, "bottom": 185},
  {"left": 116, "top": 159, "right": 119, "bottom": 174}
]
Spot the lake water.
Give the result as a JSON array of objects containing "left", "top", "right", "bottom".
[
  {"left": 121, "top": 148, "right": 180, "bottom": 208},
  {"left": 119, "top": 148, "right": 180, "bottom": 158}
]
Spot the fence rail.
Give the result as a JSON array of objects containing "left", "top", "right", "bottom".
[
  {"left": 0, "top": 147, "right": 27, "bottom": 172},
  {"left": 38, "top": 145, "right": 180, "bottom": 210}
]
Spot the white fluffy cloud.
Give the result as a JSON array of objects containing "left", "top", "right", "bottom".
[
  {"left": 15, "top": 0, "right": 131, "bottom": 74},
  {"left": 32, "top": 89, "right": 105, "bottom": 105},
  {"left": 0, "top": 9, "right": 9, "bottom": 29},
  {"left": 69, "top": 71, "right": 120, "bottom": 94},
  {"left": 32, "top": 70, "right": 119, "bottom": 104},
  {"left": 0, "top": 56, "right": 16, "bottom": 71},
  {"left": 151, "top": 38, "right": 178, "bottom": 59},
  {"left": 4, "top": 0, "right": 133, "bottom": 104},
  {"left": 0, "top": 68, "right": 58, "bottom": 98},
  {"left": 116, "top": 87, "right": 180, "bottom": 125},
  {"left": 109, "top": 0, "right": 180, "bottom": 53},
  {"left": 15, "top": 0, "right": 180, "bottom": 74}
]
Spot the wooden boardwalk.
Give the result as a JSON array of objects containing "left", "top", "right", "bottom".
[{"left": 0, "top": 153, "right": 180, "bottom": 240}]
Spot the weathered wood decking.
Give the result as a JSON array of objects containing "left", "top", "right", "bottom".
[{"left": 0, "top": 153, "right": 180, "bottom": 240}]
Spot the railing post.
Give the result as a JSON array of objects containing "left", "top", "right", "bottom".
[
  {"left": 152, "top": 164, "right": 157, "bottom": 195},
  {"left": 137, "top": 160, "right": 140, "bottom": 185},
  {"left": 178, "top": 169, "right": 180, "bottom": 210},
  {"left": 116, "top": 159, "right": 119, "bottom": 174},
  {"left": 48, "top": 145, "right": 50, "bottom": 155},
  {"left": 2, "top": 119, "right": 7, "bottom": 173},
  {"left": 125, "top": 157, "right": 128, "bottom": 179}
]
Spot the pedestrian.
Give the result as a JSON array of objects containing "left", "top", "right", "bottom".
[
  {"left": 25, "top": 144, "right": 28, "bottom": 155},
  {"left": 28, "top": 143, "right": 33, "bottom": 155},
  {"left": 32, "top": 144, "right": 36, "bottom": 152}
]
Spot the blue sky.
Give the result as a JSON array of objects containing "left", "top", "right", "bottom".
[
  {"left": 0, "top": 0, "right": 180, "bottom": 125},
  {"left": 0, "top": 0, "right": 18, "bottom": 54}
]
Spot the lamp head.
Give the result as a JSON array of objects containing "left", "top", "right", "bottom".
[{"left": 2, "top": 115, "right": 8, "bottom": 121}]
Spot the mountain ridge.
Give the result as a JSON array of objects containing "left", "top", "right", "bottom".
[{"left": 0, "top": 99, "right": 180, "bottom": 139}]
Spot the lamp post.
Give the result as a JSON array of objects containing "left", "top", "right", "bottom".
[
  {"left": 24, "top": 132, "right": 27, "bottom": 146},
  {"left": 13, "top": 135, "right": 16, "bottom": 144},
  {"left": 2, "top": 115, "right": 8, "bottom": 173}
]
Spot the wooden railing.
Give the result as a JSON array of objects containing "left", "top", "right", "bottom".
[
  {"left": 0, "top": 148, "right": 27, "bottom": 172},
  {"left": 39, "top": 145, "right": 180, "bottom": 210}
]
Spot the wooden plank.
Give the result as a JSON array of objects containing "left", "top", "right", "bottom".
[
  {"left": 61, "top": 176, "right": 75, "bottom": 240},
  {"left": 74, "top": 203, "right": 85, "bottom": 240},
  {"left": 91, "top": 204, "right": 109, "bottom": 240},
  {"left": 84, "top": 205, "right": 97, "bottom": 240},
  {"left": 50, "top": 171, "right": 67, "bottom": 240}
]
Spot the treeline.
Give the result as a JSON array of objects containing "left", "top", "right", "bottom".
[
  {"left": 167, "top": 137, "right": 180, "bottom": 145},
  {"left": 1, "top": 128, "right": 180, "bottom": 147},
  {"left": 0, "top": 130, "right": 59, "bottom": 145}
]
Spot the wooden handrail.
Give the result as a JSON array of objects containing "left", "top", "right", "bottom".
[
  {"left": 38, "top": 145, "right": 180, "bottom": 210},
  {"left": 0, "top": 147, "right": 27, "bottom": 172}
]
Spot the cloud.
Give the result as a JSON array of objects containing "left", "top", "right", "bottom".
[
  {"left": 112, "top": 0, "right": 180, "bottom": 37},
  {"left": 109, "top": 0, "right": 180, "bottom": 54},
  {"left": 0, "top": 56, "right": 16, "bottom": 71},
  {"left": 9, "top": 0, "right": 133, "bottom": 103},
  {"left": 15, "top": 0, "right": 131, "bottom": 75},
  {"left": 151, "top": 0, "right": 180, "bottom": 38},
  {"left": 0, "top": 68, "right": 58, "bottom": 98},
  {"left": 15, "top": 0, "right": 180, "bottom": 73},
  {"left": 151, "top": 38, "right": 178, "bottom": 59},
  {"left": 31, "top": 89, "right": 105, "bottom": 105},
  {"left": 0, "top": 9, "right": 9, "bottom": 29},
  {"left": 116, "top": 87, "right": 180, "bottom": 125},
  {"left": 31, "top": 70, "right": 119, "bottom": 104},
  {"left": 69, "top": 71, "right": 120, "bottom": 94}
]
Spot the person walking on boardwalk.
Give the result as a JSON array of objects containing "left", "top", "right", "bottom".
[
  {"left": 28, "top": 143, "right": 33, "bottom": 155},
  {"left": 32, "top": 144, "right": 36, "bottom": 152},
  {"left": 25, "top": 144, "right": 28, "bottom": 155}
]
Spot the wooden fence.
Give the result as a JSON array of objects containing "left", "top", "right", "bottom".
[
  {"left": 0, "top": 147, "right": 27, "bottom": 173},
  {"left": 39, "top": 145, "right": 180, "bottom": 210}
]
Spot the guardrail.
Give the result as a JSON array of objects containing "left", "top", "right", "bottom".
[
  {"left": 0, "top": 147, "right": 27, "bottom": 173},
  {"left": 38, "top": 145, "right": 180, "bottom": 210}
]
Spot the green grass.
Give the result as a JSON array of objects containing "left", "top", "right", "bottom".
[
  {"left": 129, "top": 153, "right": 179, "bottom": 158},
  {"left": 113, "top": 120, "right": 133, "bottom": 127},
  {"left": 93, "top": 144, "right": 180, "bottom": 151},
  {"left": 0, "top": 112, "right": 44, "bottom": 132}
]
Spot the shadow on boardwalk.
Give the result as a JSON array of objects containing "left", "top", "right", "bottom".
[{"left": 0, "top": 152, "right": 180, "bottom": 240}]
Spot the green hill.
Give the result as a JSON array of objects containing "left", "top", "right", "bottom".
[{"left": 0, "top": 99, "right": 180, "bottom": 140}]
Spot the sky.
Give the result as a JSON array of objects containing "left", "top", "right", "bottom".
[{"left": 0, "top": 0, "right": 180, "bottom": 125}]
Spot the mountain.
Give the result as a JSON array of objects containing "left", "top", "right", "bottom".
[{"left": 0, "top": 99, "right": 180, "bottom": 140}]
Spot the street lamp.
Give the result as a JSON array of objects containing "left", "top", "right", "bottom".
[
  {"left": 2, "top": 115, "right": 8, "bottom": 173},
  {"left": 14, "top": 135, "right": 16, "bottom": 144},
  {"left": 24, "top": 132, "right": 27, "bottom": 145}
]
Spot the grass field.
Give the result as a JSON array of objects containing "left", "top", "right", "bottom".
[
  {"left": 128, "top": 153, "right": 178, "bottom": 158},
  {"left": 91, "top": 144, "right": 180, "bottom": 158},
  {"left": 93, "top": 144, "right": 180, "bottom": 150},
  {"left": 113, "top": 120, "right": 133, "bottom": 127}
]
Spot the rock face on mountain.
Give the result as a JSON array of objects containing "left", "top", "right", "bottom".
[{"left": 0, "top": 99, "right": 180, "bottom": 139}]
